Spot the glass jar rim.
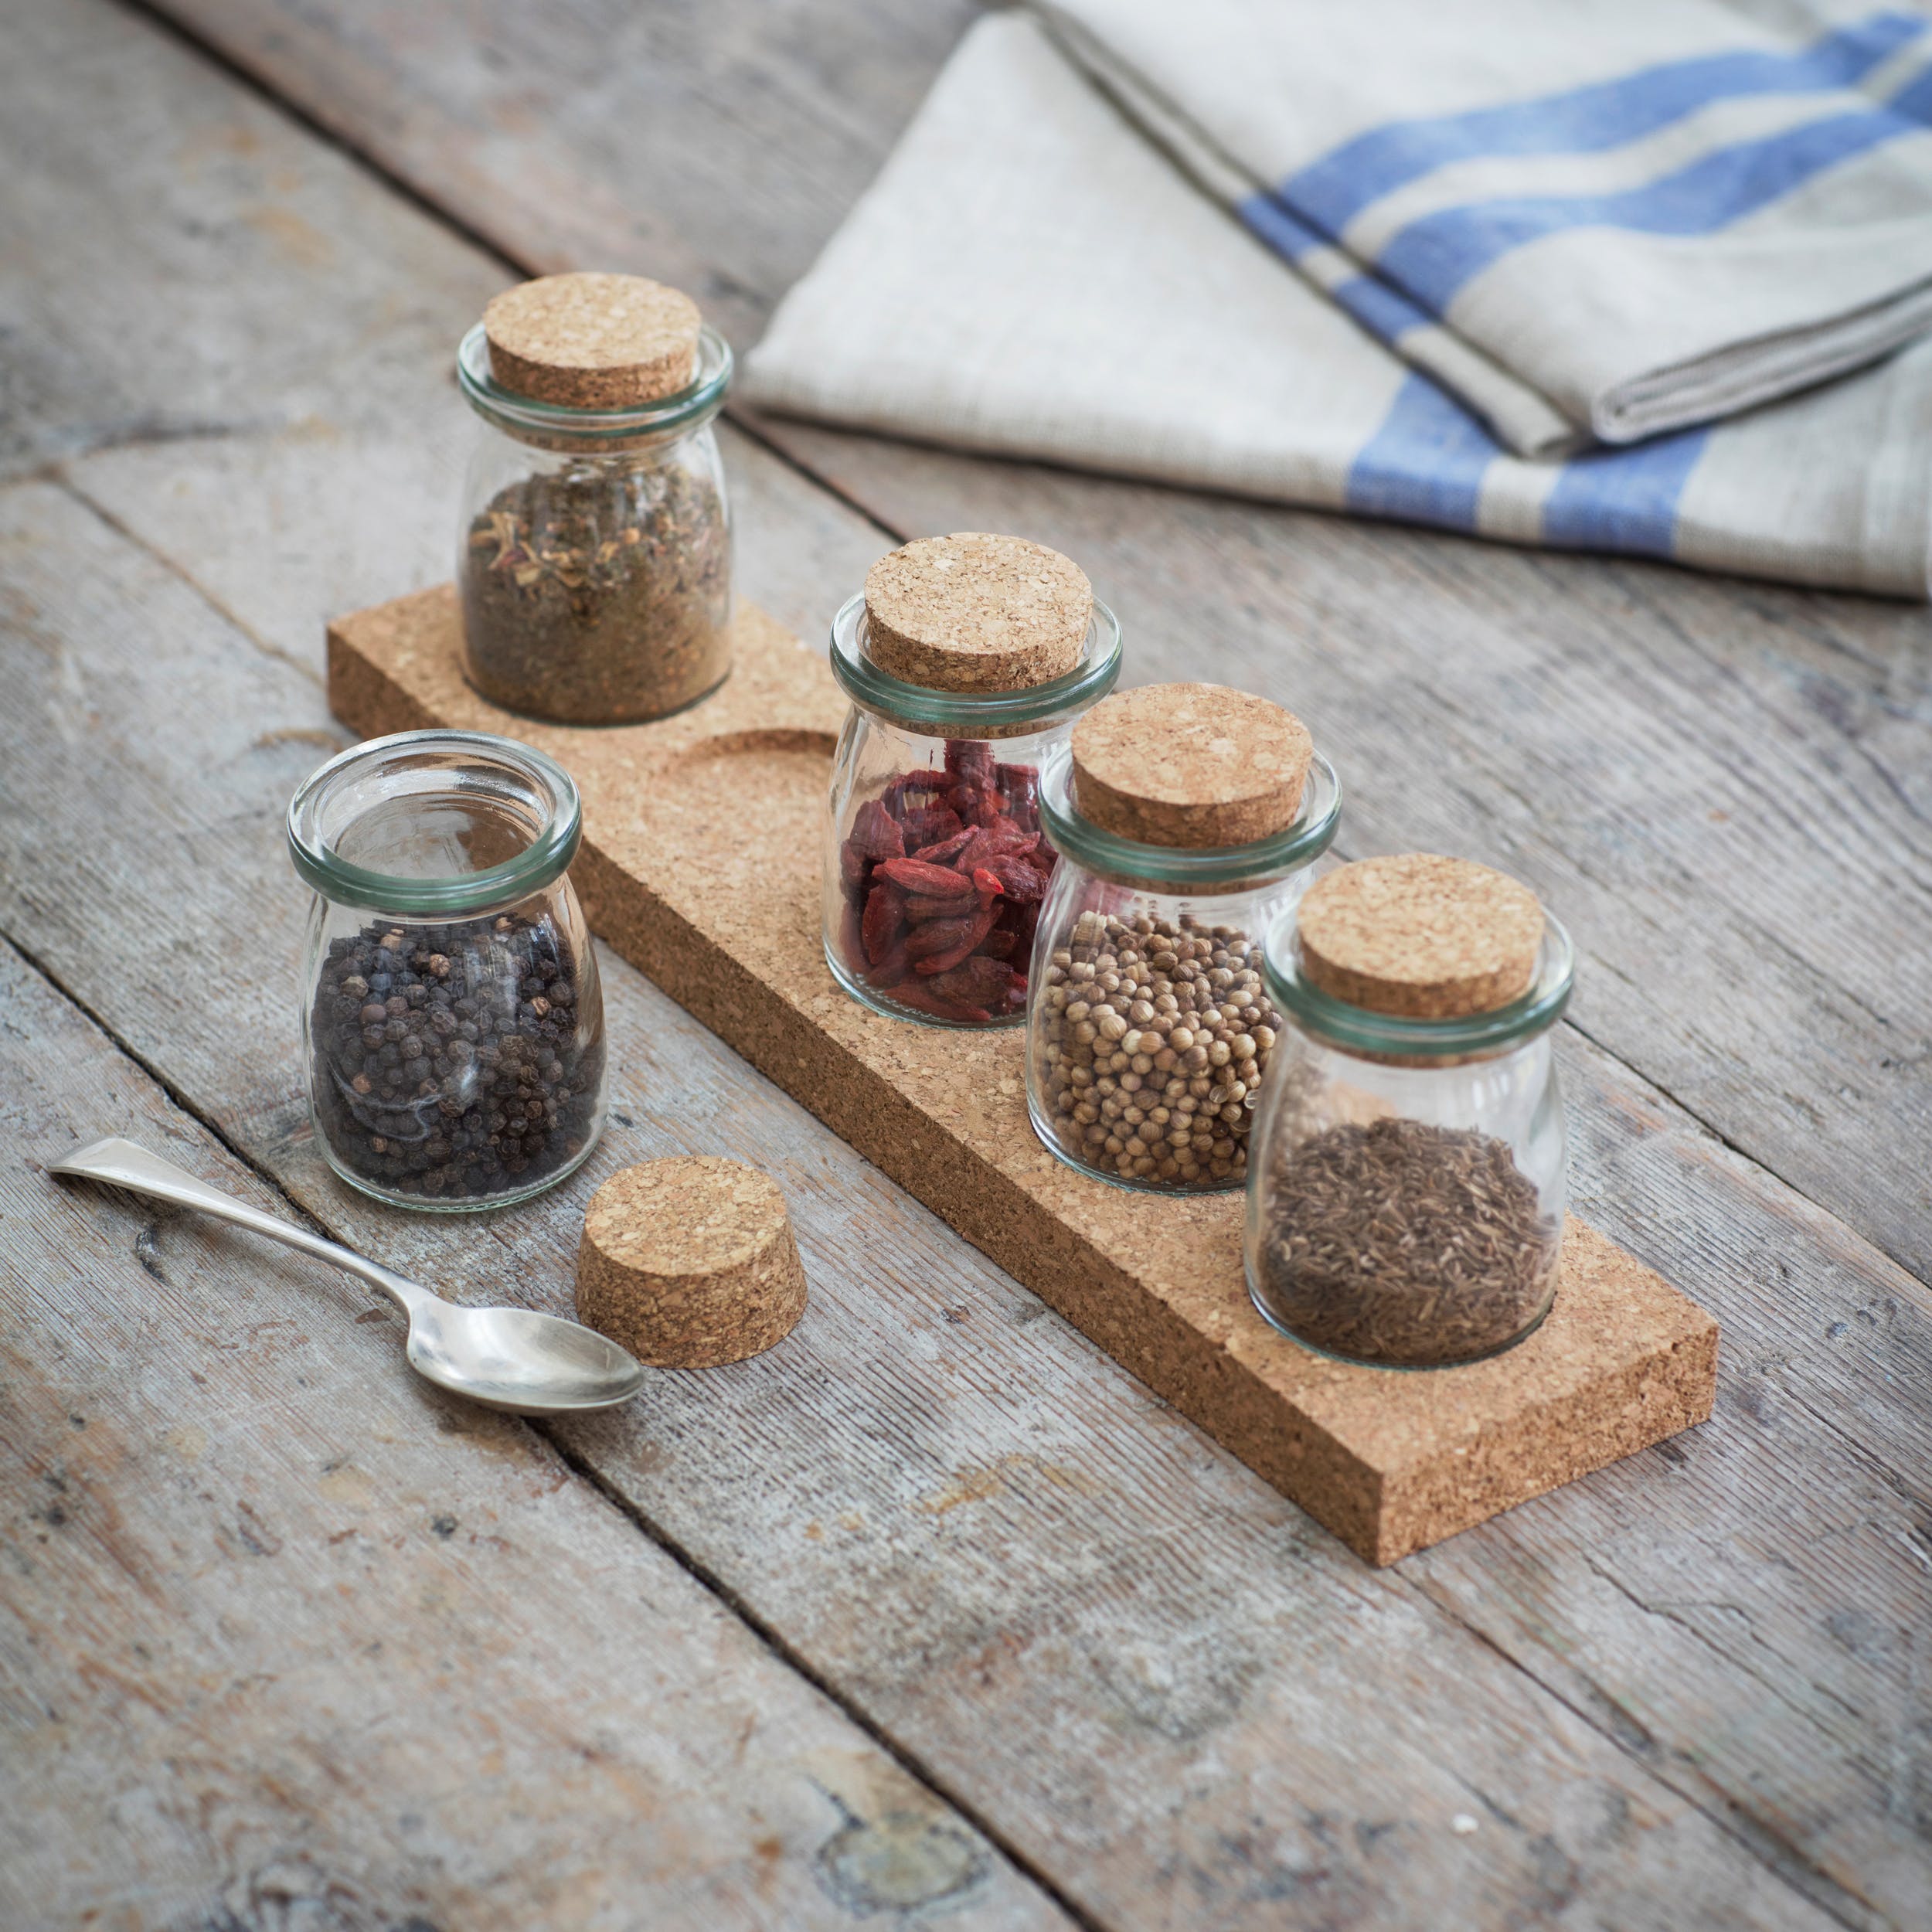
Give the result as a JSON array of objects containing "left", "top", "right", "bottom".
[
  {"left": 828, "top": 590, "right": 1123, "bottom": 733},
  {"left": 1263, "top": 910, "right": 1575, "bottom": 1059},
  {"left": 287, "top": 728, "right": 583, "bottom": 917},
  {"left": 457, "top": 321, "right": 732, "bottom": 443},
  {"left": 1037, "top": 740, "right": 1341, "bottom": 889}
]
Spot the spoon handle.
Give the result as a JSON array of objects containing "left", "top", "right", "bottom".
[{"left": 48, "top": 1136, "right": 426, "bottom": 1315}]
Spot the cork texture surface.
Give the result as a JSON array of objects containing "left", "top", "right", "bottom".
[
  {"left": 577, "top": 1155, "right": 807, "bottom": 1368},
  {"left": 1299, "top": 853, "right": 1545, "bottom": 1018},
  {"left": 328, "top": 586, "right": 1719, "bottom": 1564},
  {"left": 863, "top": 533, "right": 1090, "bottom": 692},
  {"left": 1071, "top": 683, "right": 1313, "bottom": 849},
  {"left": 483, "top": 271, "right": 701, "bottom": 409}
]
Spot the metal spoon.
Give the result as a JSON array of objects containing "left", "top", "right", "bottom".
[{"left": 49, "top": 1136, "right": 645, "bottom": 1414}]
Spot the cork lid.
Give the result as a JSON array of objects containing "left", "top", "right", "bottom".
[
  {"left": 862, "top": 533, "right": 1092, "bottom": 692},
  {"left": 1070, "top": 682, "right": 1312, "bottom": 849},
  {"left": 1297, "top": 854, "right": 1545, "bottom": 1019},
  {"left": 483, "top": 271, "right": 702, "bottom": 409},
  {"left": 582, "top": 1155, "right": 788, "bottom": 1276}
]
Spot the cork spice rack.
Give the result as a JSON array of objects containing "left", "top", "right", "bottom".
[{"left": 328, "top": 590, "right": 1718, "bottom": 1565}]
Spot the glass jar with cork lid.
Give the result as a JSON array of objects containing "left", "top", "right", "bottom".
[
  {"left": 1244, "top": 855, "right": 1572, "bottom": 1367},
  {"left": 288, "top": 728, "right": 609, "bottom": 1212},
  {"left": 825, "top": 532, "right": 1122, "bottom": 1027},
  {"left": 1026, "top": 684, "right": 1340, "bottom": 1191},
  {"left": 456, "top": 271, "right": 733, "bottom": 725}
]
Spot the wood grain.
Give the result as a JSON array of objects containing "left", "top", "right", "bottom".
[
  {"left": 138, "top": 0, "right": 1932, "bottom": 1294},
  {"left": 0, "top": 472, "right": 1849, "bottom": 1932},
  {"left": 0, "top": 941, "right": 1066, "bottom": 1932},
  {"left": 2, "top": 1, "right": 1926, "bottom": 1925}
]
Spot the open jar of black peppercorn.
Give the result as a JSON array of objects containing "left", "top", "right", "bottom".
[
  {"left": 287, "top": 729, "right": 608, "bottom": 1211},
  {"left": 1245, "top": 855, "right": 1572, "bottom": 1367},
  {"left": 456, "top": 271, "right": 733, "bottom": 725},
  {"left": 825, "top": 533, "right": 1121, "bottom": 1026}
]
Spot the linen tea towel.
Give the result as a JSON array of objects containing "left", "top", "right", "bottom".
[
  {"left": 744, "top": 11, "right": 1932, "bottom": 597},
  {"left": 1043, "top": 0, "right": 1932, "bottom": 453}
]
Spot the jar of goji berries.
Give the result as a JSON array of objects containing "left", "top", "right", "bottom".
[
  {"left": 456, "top": 271, "right": 733, "bottom": 725},
  {"left": 1245, "top": 855, "right": 1570, "bottom": 1367},
  {"left": 825, "top": 533, "right": 1121, "bottom": 1026},
  {"left": 1027, "top": 684, "right": 1339, "bottom": 1191},
  {"left": 288, "top": 728, "right": 608, "bottom": 1211}
]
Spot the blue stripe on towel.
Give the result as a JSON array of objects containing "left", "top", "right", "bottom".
[
  {"left": 1236, "top": 194, "right": 1437, "bottom": 353},
  {"left": 1378, "top": 107, "right": 1932, "bottom": 309},
  {"left": 1345, "top": 378, "right": 1708, "bottom": 557},
  {"left": 1288, "top": 11, "right": 1923, "bottom": 233},
  {"left": 1234, "top": 193, "right": 1326, "bottom": 261},
  {"left": 1543, "top": 427, "right": 1710, "bottom": 556},
  {"left": 1346, "top": 374, "right": 1496, "bottom": 529},
  {"left": 1329, "top": 273, "right": 1433, "bottom": 342}
]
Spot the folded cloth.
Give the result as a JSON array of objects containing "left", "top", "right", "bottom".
[
  {"left": 1042, "top": 0, "right": 1932, "bottom": 452},
  {"left": 744, "top": 12, "right": 1932, "bottom": 597}
]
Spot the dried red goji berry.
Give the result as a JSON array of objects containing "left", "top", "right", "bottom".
[
  {"left": 926, "top": 954, "right": 1022, "bottom": 1010},
  {"left": 862, "top": 883, "right": 906, "bottom": 966},
  {"left": 913, "top": 904, "right": 1000, "bottom": 975},
  {"left": 912, "top": 828, "right": 975, "bottom": 866},
  {"left": 849, "top": 798, "right": 906, "bottom": 862},
  {"left": 877, "top": 857, "right": 976, "bottom": 897},
  {"left": 905, "top": 913, "right": 978, "bottom": 962}
]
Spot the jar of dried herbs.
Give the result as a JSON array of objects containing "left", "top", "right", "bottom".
[
  {"left": 456, "top": 271, "right": 733, "bottom": 725},
  {"left": 1245, "top": 855, "right": 1572, "bottom": 1368},
  {"left": 825, "top": 533, "right": 1122, "bottom": 1027},
  {"left": 287, "top": 728, "right": 608, "bottom": 1212},
  {"left": 1026, "top": 684, "right": 1340, "bottom": 1191}
]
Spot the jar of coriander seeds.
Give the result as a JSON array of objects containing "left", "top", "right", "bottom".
[
  {"left": 1245, "top": 855, "right": 1572, "bottom": 1367},
  {"left": 457, "top": 271, "right": 733, "bottom": 725},
  {"left": 1027, "top": 684, "right": 1340, "bottom": 1191},
  {"left": 825, "top": 533, "right": 1121, "bottom": 1026},
  {"left": 288, "top": 729, "right": 608, "bottom": 1211}
]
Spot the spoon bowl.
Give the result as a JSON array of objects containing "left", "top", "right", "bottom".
[
  {"left": 405, "top": 1298, "right": 645, "bottom": 1413},
  {"left": 49, "top": 1136, "right": 645, "bottom": 1416}
]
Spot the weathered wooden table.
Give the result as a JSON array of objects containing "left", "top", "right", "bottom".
[{"left": 2, "top": 3, "right": 1927, "bottom": 1927}]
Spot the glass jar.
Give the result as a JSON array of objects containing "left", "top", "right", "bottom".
[
  {"left": 1026, "top": 746, "right": 1340, "bottom": 1189},
  {"left": 455, "top": 322, "right": 733, "bottom": 725},
  {"left": 287, "top": 729, "right": 608, "bottom": 1212},
  {"left": 823, "top": 590, "right": 1122, "bottom": 1026},
  {"left": 1244, "top": 912, "right": 1573, "bottom": 1367}
]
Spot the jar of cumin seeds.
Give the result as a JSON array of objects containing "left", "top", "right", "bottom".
[
  {"left": 456, "top": 271, "right": 733, "bottom": 725},
  {"left": 825, "top": 533, "right": 1122, "bottom": 1027},
  {"left": 1026, "top": 683, "right": 1340, "bottom": 1191},
  {"left": 1245, "top": 855, "right": 1572, "bottom": 1368}
]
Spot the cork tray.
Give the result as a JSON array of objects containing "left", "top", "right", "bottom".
[{"left": 328, "top": 589, "right": 1718, "bottom": 1565}]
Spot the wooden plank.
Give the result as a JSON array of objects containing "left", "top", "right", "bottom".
[
  {"left": 328, "top": 581, "right": 1719, "bottom": 1565},
  {"left": 4, "top": 3, "right": 1925, "bottom": 1924},
  {"left": 138, "top": 0, "right": 1932, "bottom": 1297},
  {"left": 0, "top": 941, "right": 1068, "bottom": 1932}
]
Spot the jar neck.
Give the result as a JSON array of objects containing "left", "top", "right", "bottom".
[
  {"left": 829, "top": 592, "right": 1122, "bottom": 737},
  {"left": 1038, "top": 743, "right": 1340, "bottom": 893},
  {"left": 287, "top": 729, "right": 583, "bottom": 919},
  {"left": 1264, "top": 917, "right": 1574, "bottom": 1062},
  {"left": 457, "top": 321, "right": 730, "bottom": 454}
]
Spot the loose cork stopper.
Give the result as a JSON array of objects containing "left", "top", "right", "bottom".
[
  {"left": 484, "top": 271, "right": 702, "bottom": 410},
  {"left": 1298, "top": 854, "right": 1545, "bottom": 1018},
  {"left": 862, "top": 533, "right": 1091, "bottom": 692},
  {"left": 575, "top": 1157, "right": 807, "bottom": 1369},
  {"left": 1070, "top": 682, "right": 1312, "bottom": 849}
]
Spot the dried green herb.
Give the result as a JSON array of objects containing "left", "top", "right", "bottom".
[
  {"left": 461, "top": 457, "right": 730, "bottom": 724},
  {"left": 1256, "top": 1117, "right": 1558, "bottom": 1366}
]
